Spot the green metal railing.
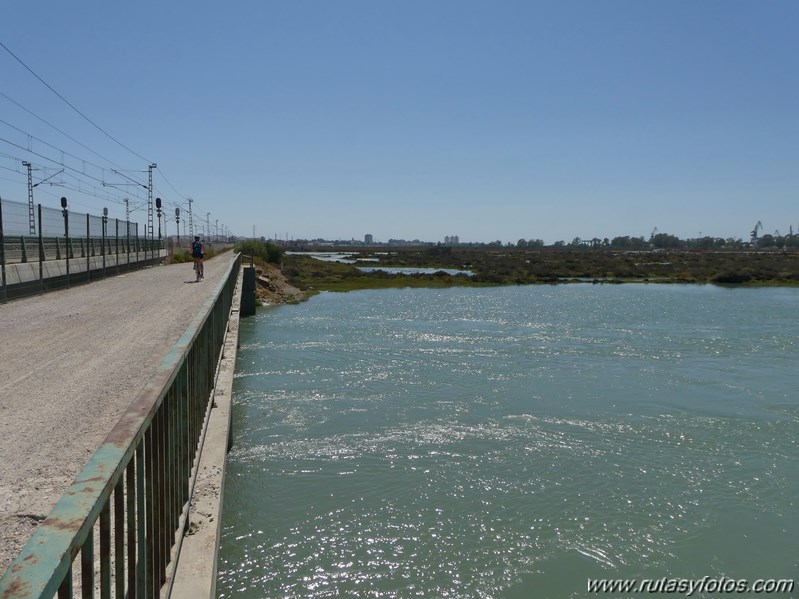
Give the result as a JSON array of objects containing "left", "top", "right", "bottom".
[{"left": 0, "top": 254, "right": 242, "bottom": 599}]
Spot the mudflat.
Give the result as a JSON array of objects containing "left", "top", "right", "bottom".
[{"left": 0, "top": 253, "right": 236, "bottom": 575}]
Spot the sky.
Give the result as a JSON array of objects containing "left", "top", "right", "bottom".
[{"left": 1, "top": 1, "right": 797, "bottom": 245}]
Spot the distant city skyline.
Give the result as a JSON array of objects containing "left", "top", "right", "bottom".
[
  {"left": 267, "top": 226, "right": 785, "bottom": 247},
  {"left": 2, "top": 2, "right": 797, "bottom": 245}
]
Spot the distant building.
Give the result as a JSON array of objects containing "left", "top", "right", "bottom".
[
  {"left": 444, "top": 235, "right": 459, "bottom": 245},
  {"left": 365, "top": 234, "right": 374, "bottom": 244}
]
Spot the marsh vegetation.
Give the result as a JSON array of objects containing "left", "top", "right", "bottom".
[{"left": 281, "top": 246, "right": 799, "bottom": 294}]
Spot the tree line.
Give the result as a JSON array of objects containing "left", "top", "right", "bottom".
[{"left": 511, "top": 232, "right": 799, "bottom": 250}]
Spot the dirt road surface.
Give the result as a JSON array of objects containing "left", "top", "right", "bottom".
[{"left": 0, "top": 252, "right": 237, "bottom": 574}]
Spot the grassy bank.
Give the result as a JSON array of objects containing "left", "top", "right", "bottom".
[
  {"left": 283, "top": 254, "right": 483, "bottom": 293},
  {"left": 282, "top": 247, "right": 799, "bottom": 293}
]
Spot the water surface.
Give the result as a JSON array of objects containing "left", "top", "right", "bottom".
[{"left": 217, "top": 285, "right": 799, "bottom": 598}]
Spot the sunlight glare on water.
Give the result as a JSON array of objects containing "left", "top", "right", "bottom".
[{"left": 217, "top": 285, "right": 799, "bottom": 598}]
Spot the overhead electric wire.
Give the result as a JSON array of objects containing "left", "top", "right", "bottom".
[
  {"left": 59, "top": 170, "right": 134, "bottom": 204},
  {"left": 0, "top": 164, "right": 23, "bottom": 175},
  {"left": 0, "top": 149, "right": 25, "bottom": 162},
  {"left": 110, "top": 168, "right": 148, "bottom": 190},
  {"left": 0, "top": 90, "right": 131, "bottom": 173},
  {"left": 0, "top": 172, "right": 133, "bottom": 219},
  {"left": 0, "top": 159, "right": 141, "bottom": 207},
  {"left": 1, "top": 142, "right": 172, "bottom": 216},
  {"left": 0, "top": 136, "right": 147, "bottom": 203},
  {"left": 0, "top": 91, "right": 185, "bottom": 208},
  {"left": 0, "top": 115, "right": 187, "bottom": 215},
  {"left": 1, "top": 41, "right": 202, "bottom": 225},
  {"left": 156, "top": 170, "right": 188, "bottom": 203},
  {"left": 0, "top": 117, "right": 184, "bottom": 213},
  {"left": 0, "top": 40, "right": 152, "bottom": 165},
  {"left": 0, "top": 118, "right": 147, "bottom": 188}
]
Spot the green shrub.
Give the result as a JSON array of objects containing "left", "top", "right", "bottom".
[
  {"left": 171, "top": 245, "right": 218, "bottom": 264},
  {"left": 234, "top": 239, "right": 283, "bottom": 263}
]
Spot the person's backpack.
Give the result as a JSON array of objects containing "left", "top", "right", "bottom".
[{"left": 192, "top": 240, "right": 202, "bottom": 256}]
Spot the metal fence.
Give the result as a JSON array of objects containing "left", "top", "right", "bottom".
[
  {"left": 0, "top": 195, "right": 142, "bottom": 239},
  {"left": 0, "top": 196, "right": 165, "bottom": 300},
  {"left": 0, "top": 253, "right": 242, "bottom": 599}
]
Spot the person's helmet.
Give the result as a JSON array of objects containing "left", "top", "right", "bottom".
[{"left": 194, "top": 236, "right": 200, "bottom": 240}]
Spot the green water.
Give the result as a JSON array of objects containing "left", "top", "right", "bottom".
[{"left": 217, "top": 285, "right": 799, "bottom": 598}]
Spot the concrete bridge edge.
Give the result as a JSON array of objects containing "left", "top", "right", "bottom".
[{"left": 168, "top": 265, "right": 245, "bottom": 598}]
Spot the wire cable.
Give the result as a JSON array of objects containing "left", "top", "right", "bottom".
[
  {"left": 1, "top": 43, "right": 199, "bottom": 222},
  {"left": 0, "top": 90, "right": 131, "bottom": 173},
  {"left": 156, "top": 169, "right": 188, "bottom": 202},
  {"left": 0, "top": 136, "right": 147, "bottom": 202},
  {"left": 0, "top": 122, "right": 182, "bottom": 213},
  {"left": 0, "top": 40, "right": 152, "bottom": 165},
  {"left": 0, "top": 118, "right": 146, "bottom": 188}
]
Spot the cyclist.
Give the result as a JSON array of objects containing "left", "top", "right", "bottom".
[{"left": 191, "top": 236, "right": 204, "bottom": 279}]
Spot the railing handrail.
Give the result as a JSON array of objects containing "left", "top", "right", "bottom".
[{"left": 0, "top": 253, "right": 242, "bottom": 599}]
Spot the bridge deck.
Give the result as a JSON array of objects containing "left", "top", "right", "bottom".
[{"left": 0, "top": 253, "right": 238, "bottom": 574}]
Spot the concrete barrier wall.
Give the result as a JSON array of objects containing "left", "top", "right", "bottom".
[{"left": 1, "top": 250, "right": 168, "bottom": 298}]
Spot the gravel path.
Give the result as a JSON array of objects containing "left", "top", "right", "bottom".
[{"left": 0, "top": 253, "right": 237, "bottom": 574}]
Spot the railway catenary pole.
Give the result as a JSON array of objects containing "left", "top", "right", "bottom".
[
  {"left": 147, "top": 164, "right": 156, "bottom": 259},
  {"left": 23, "top": 161, "right": 34, "bottom": 234},
  {"left": 187, "top": 198, "right": 194, "bottom": 239},
  {"left": 102, "top": 207, "right": 108, "bottom": 277}
]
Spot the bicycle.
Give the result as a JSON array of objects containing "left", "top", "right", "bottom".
[{"left": 193, "top": 258, "right": 204, "bottom": 282}]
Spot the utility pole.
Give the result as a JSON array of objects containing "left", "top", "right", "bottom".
[
  {"left": 187, "top": 198, "right": 194, "bottom": 239},
  {"left": 215, "top": 219, "right": 218, "bottom": 242},
  {"left": 122, "top": 197, "right": 130, "bottom": 247},
  {"left": 22, "top": 161, "right": 34, "bottom": 234},
  {"left": 206, "top": 212, "right": 210, "bottom": 241},
  {"left": 147, "top": 164, "right": 156, "bottom": 244}
]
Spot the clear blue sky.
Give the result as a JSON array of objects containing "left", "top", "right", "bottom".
[{"left": 2, "top": 1, "right": 797, "bottom": 244}]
